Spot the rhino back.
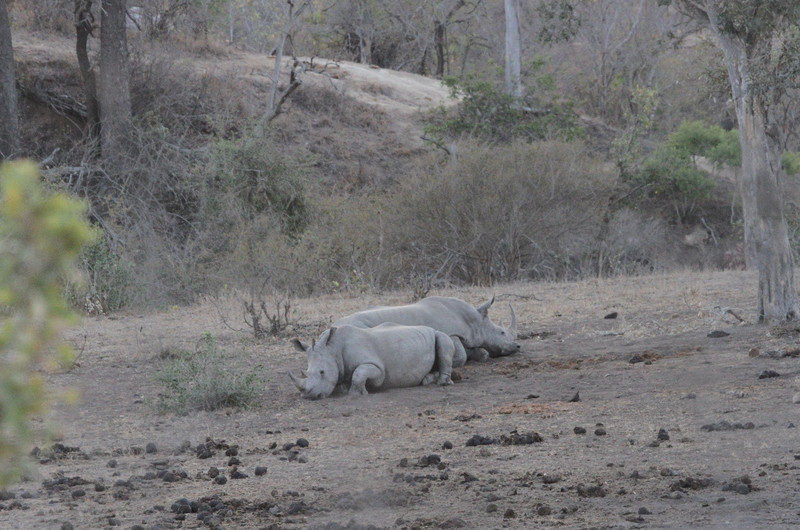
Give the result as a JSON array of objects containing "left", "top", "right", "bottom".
[
  {"left": 340, "top": 324, "right": 436, "bottom": 389},
  {"left": 334, "top": 297, "right": 476, "bottom": 340}
]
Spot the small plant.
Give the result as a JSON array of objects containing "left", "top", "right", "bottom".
[{"left": 154, "top": 333, "right": 262, "bottom": 415}]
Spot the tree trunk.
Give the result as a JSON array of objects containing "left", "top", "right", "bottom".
[
  {"left": 75, "top": 0, "right": 100, "bottom": 143},
  {"left": 434, "top": 20, "right": 445, "bottom": 78},
  {"left": 0, "top": 0, "right": 19, "bottom": 159},
  {"left": 99, "top": 0, "right": 132, "bottom": 170},
  {"left": 504, "top": 0, "right": 522, "bottom": 99},
  {"left": 711, "top": 12, "right": 799, "bottom": 322}
]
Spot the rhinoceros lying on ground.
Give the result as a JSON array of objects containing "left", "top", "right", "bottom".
[
  {"left": 288, "top": 323, "right": 455, "bottom": 399},
  {"left": 333, "top": 296, "right": 520, "bottom": 367}
]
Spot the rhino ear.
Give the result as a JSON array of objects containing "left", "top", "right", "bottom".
[
  {"left": 477, "top": 296, "right": 495, "bottom": 318},
  {"left": 326, "top": 327, "right": 337, "bottom": 345},
  {"left": 290, "top": 338, "right": 309, "bottom": 353}
]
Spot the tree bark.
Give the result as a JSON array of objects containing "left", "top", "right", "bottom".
[
  {"left": 75, "top": 0, "right": 100, "bottom": 143},
  {"left": 99, "top": 0, "right": 132, "bottom": 170},
  {"left": 0, "top": 0, "right": 19, "bottom": 159},
  {"left": 703, "top": 3, "right": 799, "bottom": 322},
  {"left": 504, "top": 0, "right": 522, "bottom": 99}
]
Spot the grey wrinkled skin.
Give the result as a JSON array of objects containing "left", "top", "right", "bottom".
[
  {"left": 288, "top": 323, "right": 455, "bottom": 399},
  {"left": 333, "top": 296, "right": 520, "bottom": 367}
]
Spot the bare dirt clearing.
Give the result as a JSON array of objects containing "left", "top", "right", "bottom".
[{"left": 3, "top": 270, "right": 800, "bottom": 529}]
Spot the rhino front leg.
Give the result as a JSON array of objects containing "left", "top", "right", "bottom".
[
  {"left": 466, "top": 347, "right": 489, "bottom": 363},
  {"left": 349, "top": 363, "right": 385, "bottom": 395},
  {"left": 434, "top": 331, "right": 454, "bottom": 386}
]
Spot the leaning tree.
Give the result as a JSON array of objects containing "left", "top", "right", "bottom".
[{"left": 669, "top": 0, "right": 800, "bottom": 322}]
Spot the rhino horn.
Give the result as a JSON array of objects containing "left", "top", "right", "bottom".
[
  {"left": 287, "top": 370, "right": 307, "bottom": 391},
  {"left": 508, "top": 304, "right": 517, "bottom": 339}
]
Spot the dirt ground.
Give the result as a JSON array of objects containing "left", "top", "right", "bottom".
[{"left": 2, "top": 270, "right": 800, "bottom": 529}]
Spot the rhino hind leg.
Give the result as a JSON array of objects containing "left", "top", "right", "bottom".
[
  {"left": 434, "top": 331, "right": 455, "bottom": 386},
  {"left": 349, "top": 363, "right": 384, "bottom": 395},
  {"left": 451, "top": 338, "right": 468, "bottom": 368},
  {"left": 421, "top": 371, "right": 439, "bottom": 385}
]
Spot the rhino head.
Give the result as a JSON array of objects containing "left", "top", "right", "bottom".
[
  {"left": 474, "top": 297, "right": 520, "bottom": 357},
  {"left": 287, "top": 328, "right": 340, "bottom": 399}
]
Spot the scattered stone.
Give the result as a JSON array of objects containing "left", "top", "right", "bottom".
[
  {"left": 465, "top": 434, "right": 495, "bottom": 447},
  {"left": 61, "top": 523, "right": 74, "bottom": 530},
  {"left": 577, "top": 484, "right": 606, "bottom": 497},
  {"left": 536, "top": 504, "right": 552, "bottom": 516},
  {"left": 214, "top": 475, "right": 227, "bottom": 485},
  {"left": 604, "top": 311, "right": 618, "bottom": 319},
  {"left": 594, "top": 427, "right": 607, "bottom": 436},
  {"left": 286, "top": 500, "right": 310, "bottom": 515},
  {"left": 145, "top": 442, "right": 157, "bottom": 454},
  {"left": 794, "top": 393, "right": 800, "bottom": 404},
  {"left": 657, "top": 428, "right": 670, "bottom": 441},
  {"left": 170, "top": 499, "right": 192, "bottom": 514},
  {"left": 107, "top": 459, "right": 117, "bottom": 468},
  {"left": 629, "top": 354, "right": 644, "bottom": 364},
  {"left": 225, "top": 446, "right": 239, "bottom": 457},
  {"left": 230, "top": 469, "right": 248, "bottom": 479},
  {"left": 195, "top": 445, "right": 213, "bottom": 459},
  {"left": 94, "top": 483, "right": 106, "bottom": 492},
  {"left": 442, "top": 441, "right": 453, "bottom": 450},
  {"left": 759, "top": 369, "right": 780, "bottom": 379},
  {"left": 227, "top": 456, "right": 240, "bottom": 466},
  {"left": 499, "top": 431, "right": 543, "bottom": 445},
  {"left": 71, "top": 489, "right": 85, "bottom": 499},
  {"left": 296, "top": 438, "right": 310, "bottom": 448},
  {"left": 638, "top": 507, "right": 651, "bottom": 515},
  {"left": 670, "top": 477, "right": 713, "bottom": 491},
  {"left": 255, "top": 466, "right": 268, "bottom": 476},
  {"left": 722, "top": 475, "right": 753, "bottom": 495},
  {"left": 504, "top": 508, "right": 516, "bottom": 518},
  {"left": 574, "top": 426, "right": 587, "bottom": 435},
  {"left": 748, "top": 348, "right": 760, "bottom": 357},
  {"left": 707, "top": 330, "right": 729, "bottom": 338},
  {"left": 700, "top": 421, "right": 755, "bottom": 432},
  {"left": 486, "top": 503, "right": 497, "bottom": 513},
  {"left": 162, "top": 471, "right": 181, "bottom": 483},
  {"left": 568, "top": 392, "right": 580, "bottom": 402},
  {"left": 455, "top": 413, "right": 481, "bottom": 422},
  {"left": 207, "top": 466, "right": 219, "bottom": 478}
]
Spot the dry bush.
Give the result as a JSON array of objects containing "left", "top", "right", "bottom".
[
  {"left": 9, "top": 1, "right": 74, "bottom": 34},
  {"left": 385, "top": 140, "right": 617, "bottom": 284},
  {"left": 598, "top": 208, "right": 670, "bottom": 275}
]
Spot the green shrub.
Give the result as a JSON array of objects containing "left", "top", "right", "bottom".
[
  {"left": 0, "top": 160, "right": 95, "bottom": 487},
  {"left": 154, "top": 333, "right": 262, "bottom": 415}
]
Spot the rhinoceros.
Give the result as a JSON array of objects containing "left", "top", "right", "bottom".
[
  {"left": 288, "top": 323, "right": 455, "bottom": 399},
  {"left": 333, "top": 296, "right": 520, "bottom": 367}
]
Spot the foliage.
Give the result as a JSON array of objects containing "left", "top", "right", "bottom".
[
  {"left": 203, "top": 133, "right": 311, "bottom": 238},
  {"left": 632, "top": 121, "right": 739, "bottom": 221},
  {"left": 153, "top": 333, "right": 262, "bottom": 415},
  {"left": 782, "top": 151, "right": 800, "bottom": 176},
  {"left": 0, "top": 160, "right": 94, "bottom": 487},
  {"left": 425, "top": 58, "right": 583, "bottom": 144}
]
